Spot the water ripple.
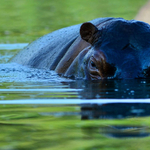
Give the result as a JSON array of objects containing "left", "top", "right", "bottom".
[
  {"left": 0, "top": 99, "right": 150, "bottom": 104},
  {"left": 0, "top": 43, "right": 28, "bottom": 50}
]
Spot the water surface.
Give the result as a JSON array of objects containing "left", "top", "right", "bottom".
[{"left": 0, "top": 44, "right": 150, "bottom": 149}]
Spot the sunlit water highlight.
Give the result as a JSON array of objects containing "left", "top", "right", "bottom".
[
  {"left": 0, "top": 99, "right": 150, "bottom": 105},
  {"left": 0, "top": 43, "right": 28, "bottom": 50}
]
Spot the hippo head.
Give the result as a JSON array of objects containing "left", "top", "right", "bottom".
[{"left": 65, "top": 18, "right": 150, "bottom": 80}]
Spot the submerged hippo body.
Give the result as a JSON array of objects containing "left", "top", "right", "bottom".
[{"left": 11, "top": 17, "right": 150, "bottom": 79}]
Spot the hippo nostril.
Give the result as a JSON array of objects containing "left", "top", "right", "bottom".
[
  {"left": 122, "top": 43, "right": 137, "bottom": 51},
  {"left": 122, "top": 44, "right": 130, "bottom": 50}
]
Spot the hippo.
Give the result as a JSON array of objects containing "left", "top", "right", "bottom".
[{"left": 11, "top": 17, "right": 150, "bottom": 80}]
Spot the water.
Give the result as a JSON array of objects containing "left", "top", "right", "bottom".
[
  {"left": 1, "top": 0, "right": 150, "bottom": 149},
  {"left": 0, "top": 44, "right": 150, "bottom": 149}
]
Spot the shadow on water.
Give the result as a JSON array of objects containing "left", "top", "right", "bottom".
[
  {"left": 67, "top": 79, "right": 150, "bottom": 138},
  {"left": 68, "top": 79, "right": 150, "bottom": 99},
  {"left": 80, "top": 101, "right": 150, "bottom": 138}
]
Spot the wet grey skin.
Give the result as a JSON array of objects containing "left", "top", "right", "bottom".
[{"left": 11, "top": 17, "right": 150, "bottom": 80}]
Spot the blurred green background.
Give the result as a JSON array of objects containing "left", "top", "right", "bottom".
[{"left": 0, "top": 0, "right": 147, "bottom": 43}]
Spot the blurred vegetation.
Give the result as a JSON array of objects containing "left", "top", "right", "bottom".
[{"left": 0, "top": 0, "right": 147, "bottom": 43}]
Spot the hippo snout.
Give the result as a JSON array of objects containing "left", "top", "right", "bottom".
[
  {"left": 87, "top": 51, "right": 116, "bottom": 79},
  {"left": 11, "top": 17, "right": 150, "bottom": 80}
]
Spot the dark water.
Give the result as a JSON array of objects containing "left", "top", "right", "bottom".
[{"left": 1, "top": 0, "right": 150, "bottom": 149}]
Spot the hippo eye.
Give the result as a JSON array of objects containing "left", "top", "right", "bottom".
[{"left": 90, "top": 60, "right": 97, "bottom": 69}]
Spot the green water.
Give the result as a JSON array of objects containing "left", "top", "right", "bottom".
[
  {"left": 0, "top": 0, "right": 150, "bottom": 150},
  {"left": 1, "top": 103, "right": 150, "bottom": 150}
]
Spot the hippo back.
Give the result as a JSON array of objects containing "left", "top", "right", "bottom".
[{"left": 11, "top": 17, "right": 114, "bottom": 70}]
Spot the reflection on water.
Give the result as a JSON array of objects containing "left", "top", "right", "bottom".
[
  {"left": 69, "top": 79, "right": 150, "bottom": 99},
  {"left": 81, "top": 103, "right": 150, "bottom": 119},
  {"left": 100, "top": 125, "right": 150, "bottom": 138}
]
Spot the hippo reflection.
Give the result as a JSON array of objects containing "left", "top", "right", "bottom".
[
  {"left": 11, "top": 17, "right": 150, "bottom": 80},
  {"left": 81, "top": 103, "right": 150, "bottom": 138}
]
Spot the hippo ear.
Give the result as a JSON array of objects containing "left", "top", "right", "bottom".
[{"left": 80, "top": 22, "right": 99, "bottom": 44}]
